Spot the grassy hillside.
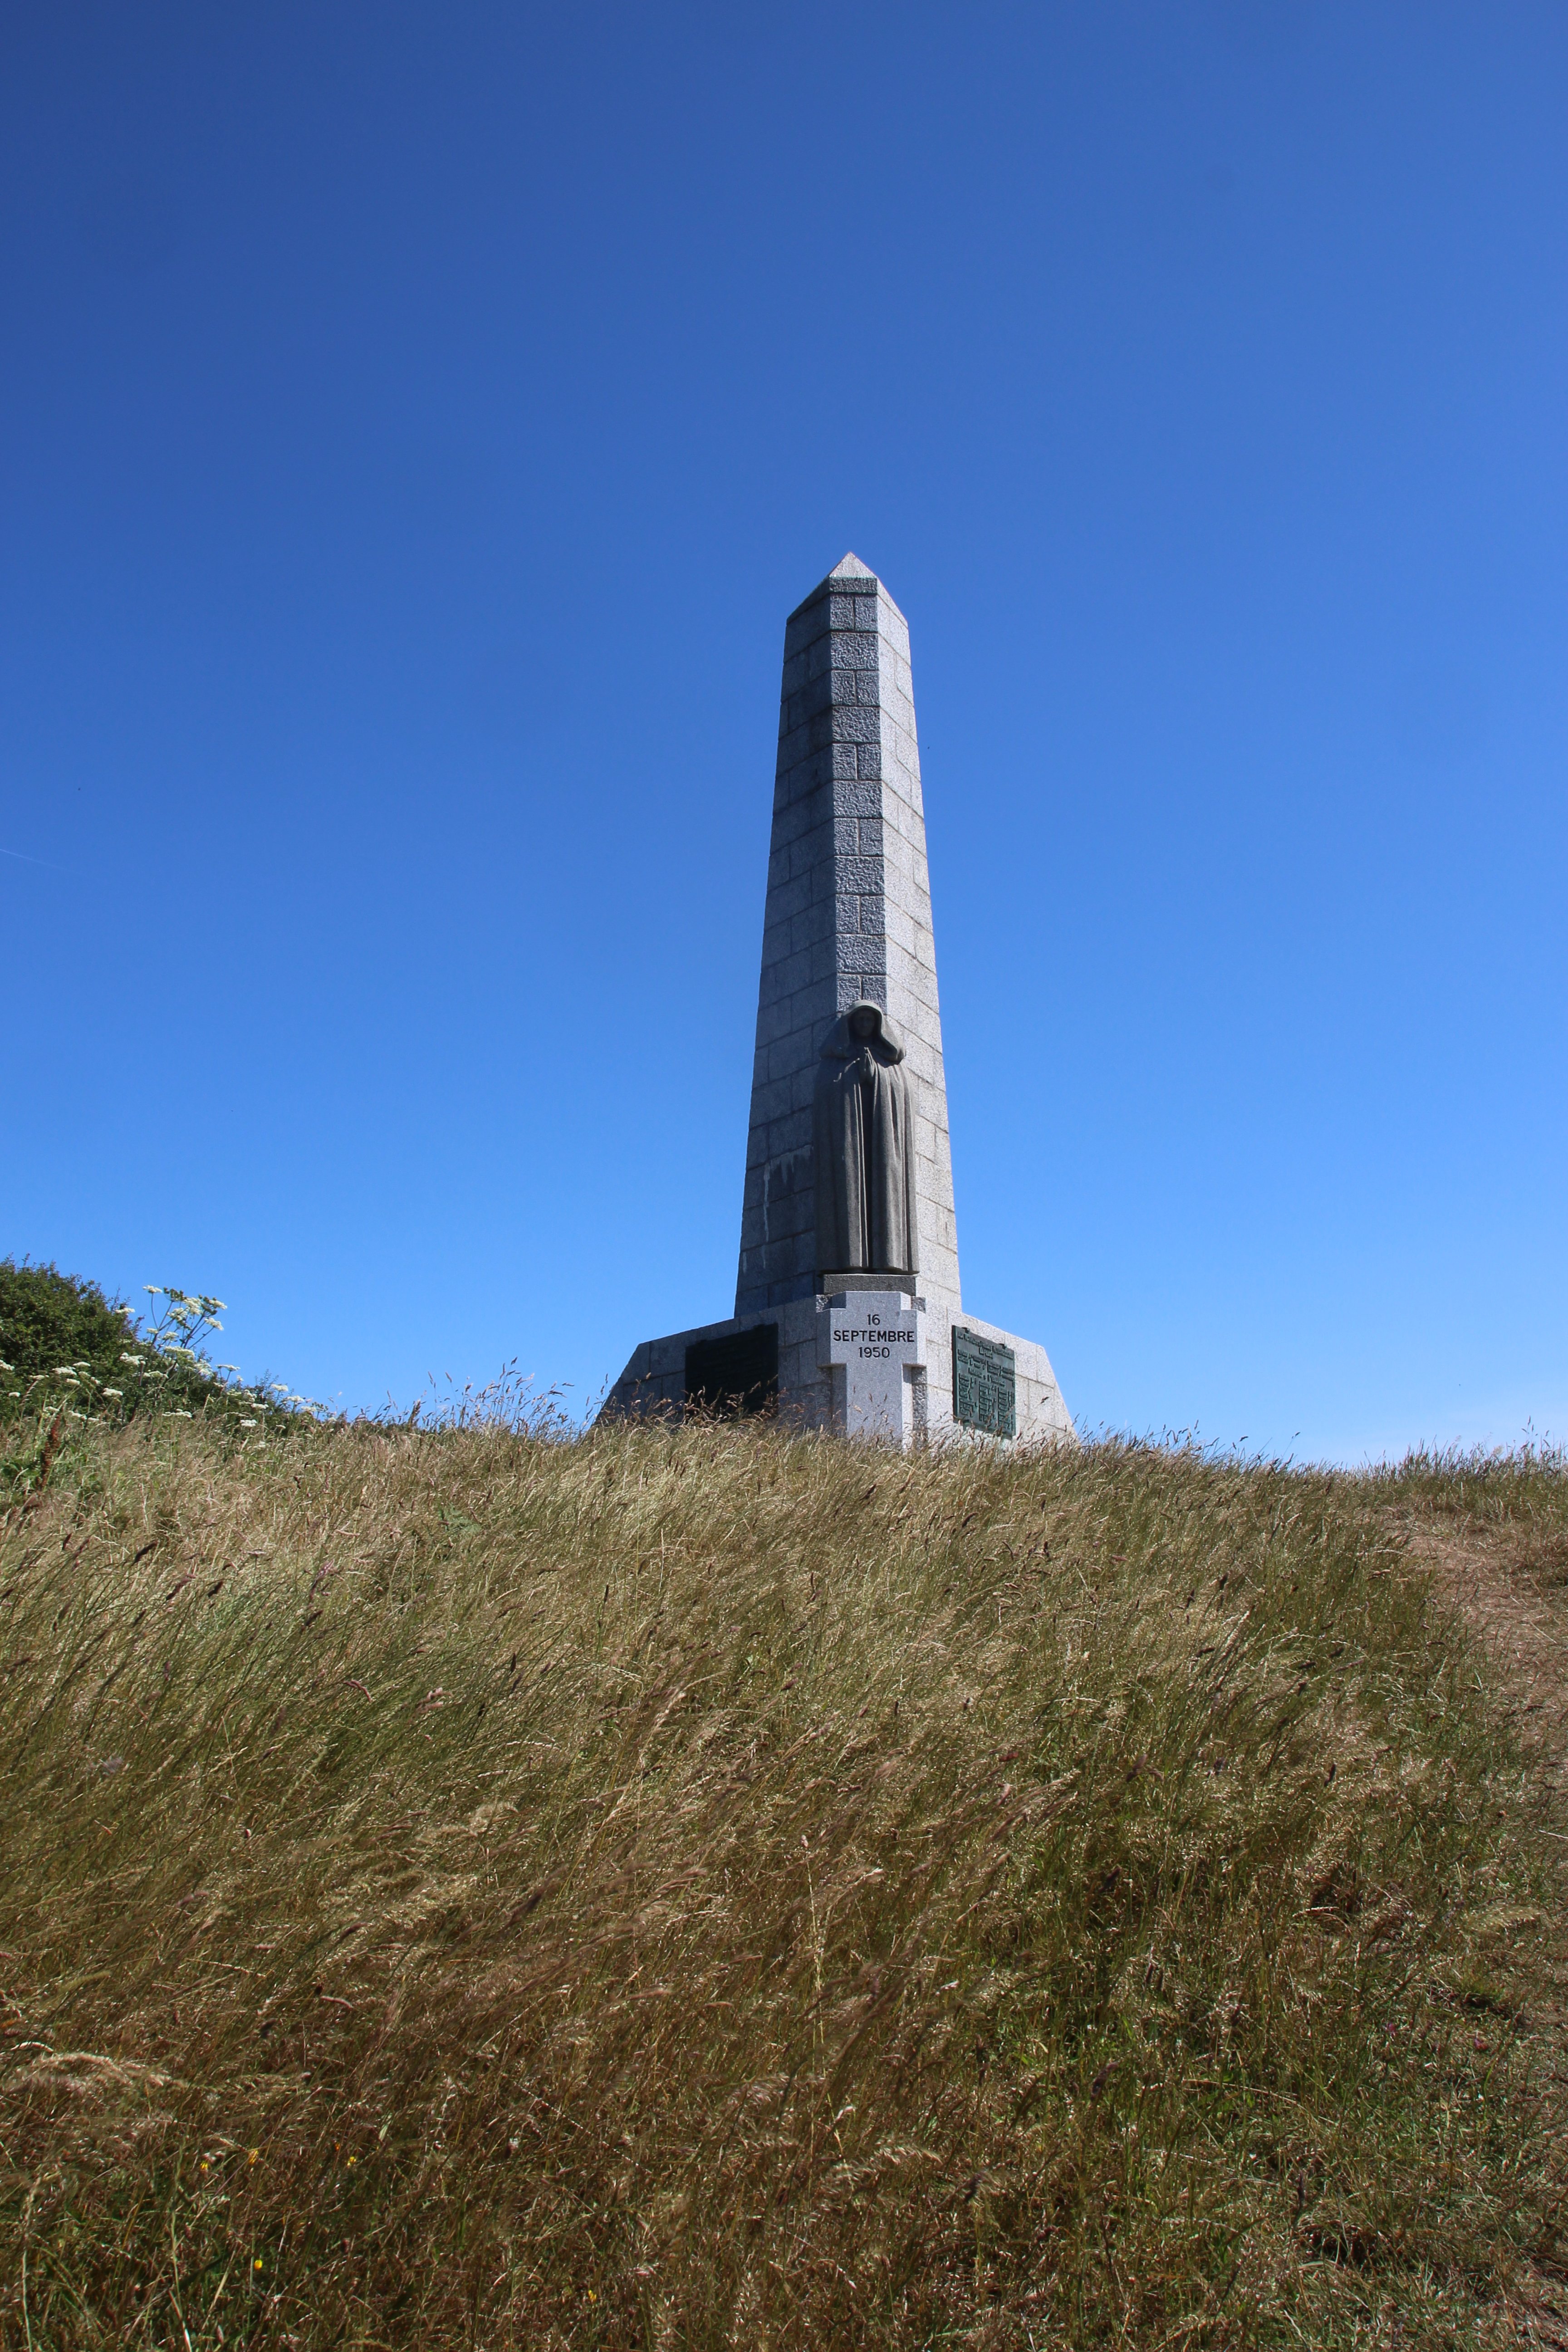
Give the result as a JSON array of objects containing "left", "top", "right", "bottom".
[{"left": 1, "top": 1410, "right": 1564, "bottom": 2348}]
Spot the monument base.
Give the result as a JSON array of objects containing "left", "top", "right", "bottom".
[{"left": 603, "top": 1291, "right": 1074, "bottom": 1447}]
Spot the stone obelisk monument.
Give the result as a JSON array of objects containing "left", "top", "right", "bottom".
[{"left": 606, "top": 554, "right": 1072, "bottom": 1445}]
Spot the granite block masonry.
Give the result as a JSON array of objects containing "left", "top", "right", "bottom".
[
  {"left": 605, "top": 554, "right": 1073, "bottom": 1448},
  {"left": 737, "top": 556, "right": 959, "bottom": 1319}
]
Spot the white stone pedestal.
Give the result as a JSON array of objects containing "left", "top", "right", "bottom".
[
  {"left": 818, "top": 1289, "right": 925, "bottom": 1445},
  {"left": 603, "top": 1293, "right": 1072, "bottom": 1448}
]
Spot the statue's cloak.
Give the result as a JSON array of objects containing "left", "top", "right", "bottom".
[{"left": 813, "top": 1002, "right": 920, "bottom": 1277}]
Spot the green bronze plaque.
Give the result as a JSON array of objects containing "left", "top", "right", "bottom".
[
  {"left": 684, "top": 1323, "right": 779, "bottom": 1420},
  {"left": 952, "top": 1326, "right": 1016, "bottom": 1439}
]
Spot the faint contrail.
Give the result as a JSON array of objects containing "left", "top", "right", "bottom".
[{"left": 0, "top": 845, "right": 67, "bottom": 871}]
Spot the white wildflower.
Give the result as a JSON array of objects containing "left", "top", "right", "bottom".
[
  {"left": 239, "top": 1419, "right": 258, "bottom": 1428},
  {"left": 102, "top": 1387, "right": 123, "bottom": 1398}
]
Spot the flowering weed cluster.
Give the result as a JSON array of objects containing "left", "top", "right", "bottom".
[{"left": 0, "top": 1262, "right": 316, "bottom": 1505}]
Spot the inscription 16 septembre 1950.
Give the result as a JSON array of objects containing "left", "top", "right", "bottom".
[{"left": 829, "top": 1310, "right": 918, "bottom": 1361}]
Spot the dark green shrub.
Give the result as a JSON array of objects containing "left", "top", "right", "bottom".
[{"left": 0, "top": 1259, "right": 138, "bottom": 1406}]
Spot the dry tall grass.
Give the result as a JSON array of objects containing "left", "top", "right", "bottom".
[{"left": 1, "top": 1415, "right": 1563, "bottom": 2348}]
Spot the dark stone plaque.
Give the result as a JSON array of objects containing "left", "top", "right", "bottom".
[
  {"left": 684, "top": 1323, "right": 779, "bottom": 1420},
  {"left": 952, "top": 1326, "right": 1016, "bottom": 1439}
]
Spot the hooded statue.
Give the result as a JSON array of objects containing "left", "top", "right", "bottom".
[{"left": 813, "top": 1001, "right": 920, "bottom": 1280}]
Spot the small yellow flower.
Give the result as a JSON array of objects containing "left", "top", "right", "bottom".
[
  {"left": 254, "top": 2256, "right": 264, "bottom": 2271},
  {"left": 248, "top": 2148, "right": 260, "bottom": 2165}
]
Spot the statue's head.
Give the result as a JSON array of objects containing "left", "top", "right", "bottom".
[{"left": 821, "top": 1000, "right": 906, "bottom": 1064}]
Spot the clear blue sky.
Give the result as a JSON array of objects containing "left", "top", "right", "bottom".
[{"left": 3, "top": 3, "right": 1564, "bottom": 1460}]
